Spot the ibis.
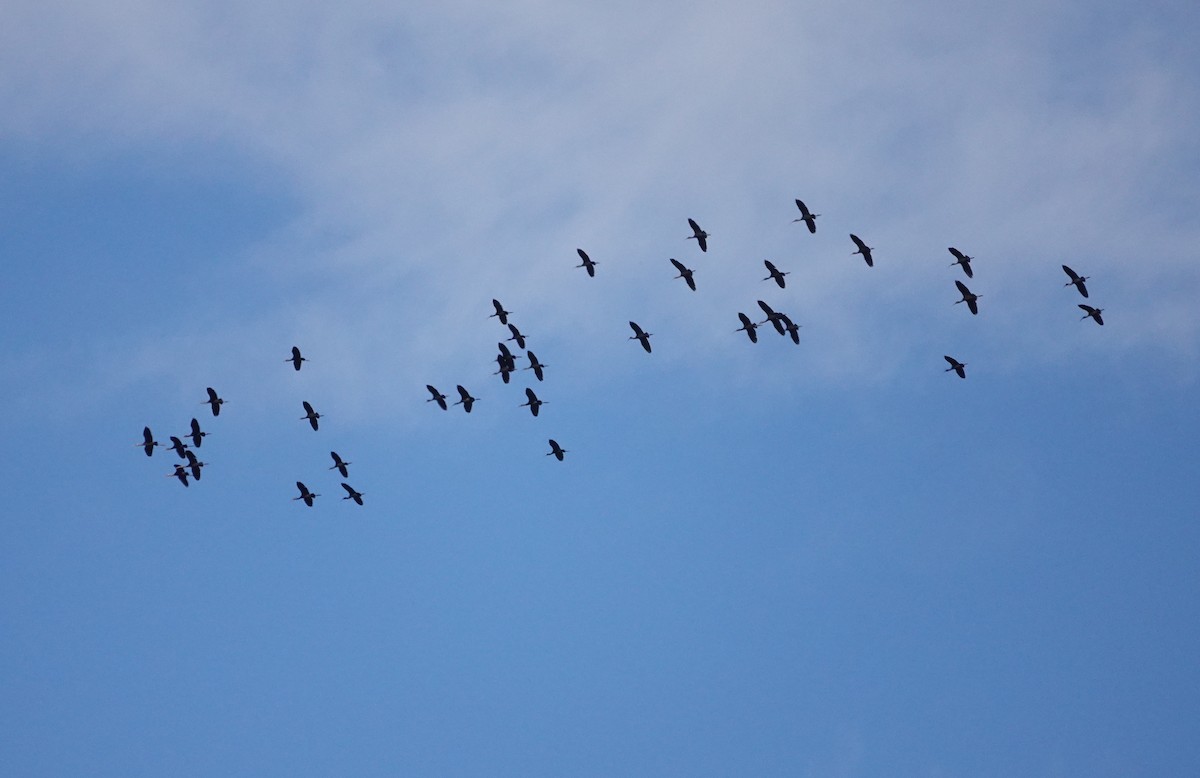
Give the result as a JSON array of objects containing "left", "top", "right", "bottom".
[
  {"left": 762, "top": 260, "right": 789, "bottom": 289},
  {"left": 792, "top": 199, "right": 819, "bottom": 233},
  {"left": 520, "top": 387, "right": 546, "bottom": 417},
  {"left": 949, "top": 248, "right": 974, "bottom": 279},
  {"left": 329, "top": 451, "right": 351, "bottom": 478},
  {"left": 1062, "top": 265, "right": 1090, "bottom": 298},
  {"left": 547, "top": 439, "right": 567, "bottom": 461},
  {"left": 301, "top": 401, "right": 321, "bottom": 431},
  {"left": 203, "top": 387, "right": 224, "bottom": 417},
  {"left": 944, "top": 355, "right": 966, "bottom": 379},
  {"left": 525, "top": 351, "right": 546, "bottom": 381},
  {"left": 293, "top": 481, "right": 319, "bottom": 507},
  {"left": 736, "top": 313, "right": 759, "bottom": 343},
  {"left": 628, "top": 321, "right": 652, "bottom": 353},
  {"left": 454, "top": 385, "right": 477, "bottom": 413},
  {"left": 850, "top": 234, "right": 874, "bottom": 267},
  {"left": 186, "top": 418, "right": 207, "bottom": 448},
  {"left": 286, "top": 346, "right": 307, "bottom": 371},
  {"left": 341, "top": 482, "right": 364, "bottom": 505},
  {"left": 669, "top": 258, "right": 696, "bottom": 291},
  {"left": 490, "top": 299, "right": 511, "bottom": 325},
  {"left": 426, "top": 385, "right": 448, "bottom": 410},
  {"left": 1079, "top": 304, "right": 1104, "bottom": 325},
  {"left": 686, "top": 218, "right": 709, "bottom": 252},
  {"left": 576, "top": 248, "right": 597, "bottom": 277},
  {"left": 138, "top": 426, "right": 160, "bottom": 457},
  {"left": 954, "top": 280, "right": 981, "bottom": 315}
]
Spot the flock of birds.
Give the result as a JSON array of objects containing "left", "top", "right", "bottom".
[{"left": 135, "top": 198, "right": 1104, "bottom": 505}]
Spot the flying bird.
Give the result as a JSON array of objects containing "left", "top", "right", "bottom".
[
  {"left": 779, "top": 312, "right": 802, "bottom": 345},
  {"left": 286, "top": 346, "right": 307, "bottom": 371},
  {"left": 293, "top": 481, "right": 319, "bottom": 507},
  {"left": 1062, "top": 265, "right": 1090, "bottom": 298},
  {"left": 954, "top": 280, "right": 981, "bottom": 315},
  {"left": 329, "top": 451, "right": 351, "bottom": 478},
  {"left": 576, "top": 248, "right": 597, "bottom": 277},
  {"left": 686, "top": 218, "right": 709, "bottom": 252},
  {"left": 341, "top": 482, "right": 364, "bottom": 505},
  {"left": 454, "top": 385, "right": 477, "bottom": 413},
  {"left": 757, "top": 300, "right": 787, "bottom": 335},
  {"left": 762, "top": 260, "right": 789, "bottom": 289},
  {"left": 525, "top": 351, "right": 546, "bottom": 381},
  {"left": 494, "top": 355, "right": 515, "bottom": 384},
  {"left": 168, "top": 436, "right": 190, "bottom": 460},
  {"left": 520, "top": 387, "right": 546, "bottom": 417},
  {"left": 547, "top": 439, "right": 567, "bottom": 461},
  {"left": 628, "top": 321, "right": 652, "bottom": 353},
  {"left": 426, "top": 385, "right": 448, "bottom": 410},
  {"left": 186, "top": 418, "right": 207, "bottom": 448},
  {"left": 792, "top": 199, "right": 820, "bottom": 233},
  {"left": 490, "top": 299, "right": 511, "bottom": 325},
  {"left": 184, "top": 449, "right": 205, "bottom": 481},
  {"left": 168, "top": 464, "right": 190, "bottom": 487},
  {"left": 203, "top": 387, "right": 224, "bottom": 417},
  {"left": 138, "top": 426, "right": 160, "bottom": 457},
  {"left": 1079, "top": 304, "right": 1104, "bottom": 325},
  {"left": 850, "top": 234, "right": 874, "bottom": 267},
  {"left": 948, "top": 248, "right": 974, "bottom": 279},
  {"left": 944, "top": 355, "right": 966, "bottom": 379},
  {"left": 301, "top": 400, "right": 321, "bottom": 431},
  {"left": 507, "top": 323, "right": 528, "bottom": 350},
  {"left": 669, "top": 258, "right": 696, "bottom": 291},
  {"left": 736, "top": 313, "right": 759, "bottom": 343}
]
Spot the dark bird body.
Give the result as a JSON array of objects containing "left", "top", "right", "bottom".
[
  {"left": 547, "top": 439, "right": 567, "bottom": 461},
  {"left": 187, "top": 418, "right": 207, "bottom": 448},
  {"left": 669, "top": 258, "right": 696, "bottom": 291},
  {"left": 628, "top": 321, "right": 652, "bottom": 353},
  {"left": 507, "top": 323, "right": 527, "bottom": 350},
  {"left": 779, "top": 312, "right": 802, "bottom": 344},
  {"left": 944, "top": 355, "right": 966, "bottom": 379},
  {"left": 520, "top": 387, "right": 546, "bottom": 417},
  {"left": 736, "top": 313, "right": 759, "bottom": 343},
  {"left": 525, "top": 351, "right": 546, "bottom": 381},
  {"left": 341, "top": 482, "right": 364, "bottom": 505},
  {"left": 287, "top": 346, "right": 307, "bottom": 371},
  {"left": 949, "top": 247, "right": 974, "bottom": 278},
  {"left": 1079, "top": 304, "right": 1104, "bottom": 325},
  {"left": 850, "top": 234, "right": 874, "bottom": 267},
  {"left": 184, "top": 449, "right": 205, "bottom": 481},
  {"left": 1062, "top": 265, "right": 1090, "bottom": 298},
  {"left": 954, "top": 280, "right": 981, "bottom": 315},
  {"left": 454, "top": 385, "right": 477, "bottom": 413},
  {"left": 138, "top": 426, "right": 160, "bottom": 457},
  {"left": 168, "top": 436, "right": 189, "bottom": 460},
  {"left": 762, "top": 260, "right": 789, "bottom": 289},
  {"left": 687, "top": 218, "right": 709, "bottom": 252},
  {"left": 301, "top": 400, "right": 321, "bottom": 431},
  {"left": 490, "top": 299, "right": 511, "bottom": 325},
  {"left": 169, "top": 464, "right": 189, "bottom": 487},
  {"left": 792, "top": 199, "right": 819, "bottom": 233},
  {"left": 203, "top": 387, "right": 224, "bottom": 417},
  {"left": 576, "top": 248, "right": 597, "bottom": 277},
  {"left": 293, "top": 481, "right": 319, "bottom": 507},
  {"left": 757, "top": 300, "right": 787, "bottom": 335},
  {"left": 329, "top": 451, "right": 351, "bottom": 478},
  {"left": 426, "top": 385, "right": 448, "bottom": 410}
]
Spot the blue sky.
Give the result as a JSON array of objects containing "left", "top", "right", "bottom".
[{"left": 2, "top": 0, "right": 1199, "bottom": 775}]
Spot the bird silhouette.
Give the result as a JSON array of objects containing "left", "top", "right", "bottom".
[
  {"left": 186, "top": 418, "right": 207, "bottom": 448},
  {"left": 168, "top": 463, "right": 189, "bottom": 487},
  {"left": 948, "top": 247, "right": 974, "bottom": 279},
  {"left": 736, "top": 312, "right": 759, "bottom": 343},
  {"left": 629, "top": 321, "right": 653, "bottom": 353},
  {"left": 341, "top": 482, "right": 364, "bottom": 505},
  {"left": 507, "top": 323, "right": 528, "bottom": 350},
  {"left": 286, "top": 346, "right": 307, "bottom": 371},
  {"left": 779, "top": 312, "right": 802, "bottom": 345},
  {"left": 520, "top": 387, "right": 546, "bottom": 417},
  {"left": 1062, "top": 265, "right": 1090, "bottom": 298},
  {"left": 301, "top": 400, "right": 321, "bottom": 431},
  {"left": 454, "top": 385, "right": 477, "bottom": 413},
  {"left": 293, "top": 481, "right": 319, "bottom": 507},
  {"left": 944, "top": 355, "right": 966, "bottom": 379},
  {"left": 184, "top": 449, "right": 205, "bottom": 481},
  {"left": 954, "top": 280, "right": 981, "bottom": 315},
  {"left": 525, "top": 351, "right": 546, "bottom": 381},
  {"left": 426, "top": 385, "right": 448, "bottom": 410},
  {"left": 490, "top": 299, "right": 511, "bottom": 325},
  {"left": 756, "top": 300, "right": 787, "bottom": 335},
  {"left": 576, "top": 248, "right": 597, "bottom": 277},
  {"left": 329, "top": 451, "right": 351, "bottom": 478},
  {"left": 850, "top": 234, "right": 874, "bottom": 267},
  {"left": 762, "top": 260, "right": 789, "bottom": 289},
  {"left": 203, "top": 387, "right": 224, "bottom": 417},
  {"left": 669, "top": 258, "right": 696, "bottom": 291},
  {"left": 494, "top": 355, "right": 515, "bottom": 383},
  {"left": 168, "top": 436, "right": 190, "bottom": 460},
  {"left": 792, "top": 199, "right": 819, "bottom": 233},
  {"left": 686, "top": 218, "right": 709, "bottom": 252},
  {"left": 137, "top": 426, "right": 160, "bottom": 457},
  {"left": 1079, "top": 304, "right": 1104, "bottom": 325},
  {"left": 547, "top": 439, "right": 567, "bottom": 461}
]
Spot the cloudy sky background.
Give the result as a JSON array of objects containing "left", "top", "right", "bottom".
[{"left": 2, "top": 0, "right": 1199, "bottom": 775}]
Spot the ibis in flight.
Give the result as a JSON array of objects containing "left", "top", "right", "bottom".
[
  {"left": 949, "top": 248, "right": 974, "bottom": 278},
  {"left": 186, "top": 418, "right": 207, "bottom": 448},
  {"left": 426, "top": 385, "right": 448, "bottom": 410},
  {"left": 168, "top": 436, "right": 189, "bottom": 460},
  {"left": 576, "top": 248, "right": 597, "bottom": 277},
  {"left": 1062, "top": 265, "right": 1090, "bottom": 298},
  {"left": 286, "top": 346, "right": 307, "bottom": 371},
  {"left": 301, "top": 401, "right": 321, "bottom": 431},
  {"left": 507, "top": 323, "right": 528, "bottom": 350},
  {"left": 779, "top": 312, "right": 802, "bottom": 345},
  {"left": 850, "top": 234, "right": 874, "bottom": 267},
  {"left": 520, "top": 387, "right": 546, "bottom": 417},
  {"left": 628, "top": 321, "right": 652, "bottom": 353},
  {"left": 757, "top": 300, "right": 787, "bottom": 336},
  {"left": 792, "top": 199, "right": 819, "bottom": 233},
  {"left": 329, "top": 451, "right": 351, "bottom": 478},
  {"left": 138, "top": 426, "right": 160, "bottom": 457},
  {"left": 168, "top": 464, "right": 189, "bottom": 487},
  {"left": 293, "top": 481, "right": 319, "bottom": 507},
  {"left": 547, "top": 439, "right": 567, "bottom": 461},
  {"left": 669, "top": 258, "right": 696, "bottom": 291},
  {"left": 490, "top": 299, "right": 511, "bottom": 325},
  {"left": 1079, "top": 304, "right": 1104, "bottom": 325},
  {"left": 341, "top": 483, "right": 364, "bottom": 506},
  {"left": 686, "top": 218, "right": 709, "bottom": 252},
  {"left": 736, "top": 312, "right": 759, "bottom": 343},
  {"left": 525, "top": 351, "right": 546, "bottom": 381},
  {"left": 454, "top": 385, "right": 477, "bottom": 413},
  {"left": 944, "top": 355, "right": 966, "bottom": 379},
  {"left": 762, "top": 260, "right": 789, "bottom": 289},
  {"left": 184, "top": 450, "right": 205, "bottom": 481},
  {"left": 954, "top": 280, "right": 981, "bottom": 315},
  {"left": 203, "top": 387, "right": 224, "bottom": 417}
]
